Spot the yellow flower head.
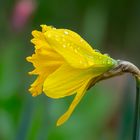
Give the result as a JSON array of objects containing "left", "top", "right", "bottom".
[{"left": 26, "top": 25, "right": 117, "bottom": 126}]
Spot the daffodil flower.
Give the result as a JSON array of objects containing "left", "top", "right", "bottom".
[{"left": 26, "top": 25, "right": 117, "bottom": 126}]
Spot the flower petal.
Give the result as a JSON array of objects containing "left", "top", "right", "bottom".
[
  {"left": 40, "top": 24, "right": 54, "bottom": 33},
  {"left": 56, "top": 78, "right": 92, "bottom": 126},
  {"left": 26, "top": 46, "right": 65, "bottom": 96},
  {"left": 28, "top": 74, "right": 46, "bottom": 96},
  {"left": 27, "top": 27, "right": 65, "bottom": 96},
  {"left": 43, "top": 63, "right": 106, "bottom": 99},
  {"left": 44, "top": 29, "right": 115, "bottom": 69}
]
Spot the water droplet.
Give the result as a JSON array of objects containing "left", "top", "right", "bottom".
[
  {"left": 67, "top": 43, "right": 70, "bottom": 46},
  {"left": 69, "top": 45, "right": 73, "bottom": 49},
  {"left": 64, "top": 30, "right": 69, "bottom": 35},
  {"left": 107, "top": 60, "right": 111, "bottom": 64},
  {"left": 56, "top": 38, "right": 60, "bottom": 41},
  {"left": 80, "top": 60, "right": 82, "bottom": 64},
  {"left": 104, "top": 53, "right": 110, "bottom": 57},
  {"left": 50, "top": 25, "right": 56, "bottom": 30},
  {"left": 62, "top": 38, "right": 66, "bottom": 42},
  {"left": 87, "top": 55, "right": 93, "bottom": 59},
  {"left": 95, "top": 49, "right": 100, "bottom": 53},
  {"left": 80, "top": 39, "right": 83, "bottom": 42},
  {"left": 50, "top": 25, "right": 54, "bottom": 28},
  {"left": 61, "top": 34, "right": 65, "bottom": 37},
  {"left": 47, "top": 34, "right": 51, "bottom": 38},
  {"left": 74, "top": 49, "right": 78, "bottom": 53},
  {"left": 102, "top": 61, "right": 106, "bottom": 64},
  {"left": 88, "top": 61, "right": 94, "bottom": 65}
]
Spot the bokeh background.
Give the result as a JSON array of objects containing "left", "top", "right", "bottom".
[{"left": 0, "top": 0, "right": 140, "bottom": 140}]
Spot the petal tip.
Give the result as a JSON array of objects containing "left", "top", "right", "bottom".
[
  {"left": 31, "top": 30, "right": 37, "bottom": 36},
  {"left": 26, "top": 56, "right": 32, "bottom": 62},
  {"left": 56, "top": 117, "right": 65, "bottom": 127},
  {"left": 56, "top": 112, "right": 70, "bottom": 126},
  {"left": 32, "top": 94, "right": 37, "bottom": 97}
]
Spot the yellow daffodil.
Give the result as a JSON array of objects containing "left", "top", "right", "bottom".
[{"left": 26, "top": 25, "right": 117, "bottom": 126}]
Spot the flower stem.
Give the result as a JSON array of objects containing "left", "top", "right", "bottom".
[
  {"left": 89, "top": 60, "right": 140, "bottom": 139},
  {"left": 133, "top": 77, "right": 140, "bottom": 140}
]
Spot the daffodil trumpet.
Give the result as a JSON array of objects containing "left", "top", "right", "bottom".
[{"left": 26, "top": 25, "right": 140, "bottom": 132}]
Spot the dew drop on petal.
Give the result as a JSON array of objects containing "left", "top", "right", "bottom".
[
  {"left": 62, "top": 38, "right": 66, "bottom": 42},
  {"left": 107, "top": 60, "right": 111, "bottom": 64},
  {"left": 104, "top": 53, "right": 110, "bottom": 57},
  {"left": 56, "top": 37, "right": 60, "bottom": 41},
  {"left": 62, "top": 34, "right": 65, "bottom": 37},
  {"left": 102, "top": 61, "right": 106, "bottom": 64},
  {"left": 47, "top": 34, "right": 51, "bottom": 38},
  {"left": 50, "top": 25, "right": 56, "bottom": 30},
  {"left": 64, "top": 30, "right": 69, "bottom": 35},
  {"left": 74, "top": 49, "right": 78, "bottom": 53},
  {"left": 95, "top": 49, "right": 100, "bottom": 53}
]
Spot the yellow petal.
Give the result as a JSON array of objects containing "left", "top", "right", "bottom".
[
  {"left": 27, "top": 27, "right": 65, "bottom": 76},
  {"left": 56, "top": 78, "right": 92, "bottom": 126},
  {"left": 26, "top": 45, "right": 65, "bottom": 96},
  {"left": 44, "top": 29, "right": 116, "bottom": 69},
  {"left": 43, "top": 63, "right": 106, "bottom": 99},
  {"left": 31, "top": 30, "right": 48, "bottom": 48},
  {"left": 26, "top": 48, "right": 64, "bottom": 75},
  {"left": 29, "top": 74, "right": 46, "bottom": 96},
  {"left": 40, "top": 24, "right": 54, "bottom": 33},
  {"left": 27, "top": 27, "right": 65, "bottom": 96}
]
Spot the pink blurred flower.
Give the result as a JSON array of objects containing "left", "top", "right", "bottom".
[{"left": 11, "top": 0, "right": 36, "bottom": 31}]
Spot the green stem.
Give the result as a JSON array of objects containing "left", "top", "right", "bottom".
[
  {"left": 89, "top": 60, "right": 140, "bottom": 139},
  {"left": 133, "top": 77, "right": 140, "bottom": 140}
]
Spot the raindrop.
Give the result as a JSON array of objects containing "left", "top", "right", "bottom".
[
  {"left": 56, "top": 37, "right": 60, "bottom": 41},
  {"left": 64, "top": 30, "right": 69, "bottom": 35},
  {"left": 62, "top": 38, "right": 66, "bottom": 42},
  {"left": 98, "top": 56, "right": 102, "bottom": 59},
  {"left": 104, "top": 53, "right": 110, "bottom": 57},
  {"left": 87, "top": 55, "right": 93, "bottom": 59},
  {"left": 80, "top": 60, "right": 82, "bottom": 64},
  {"left": 102, "top": 61, "right": 106, "bottom": 64},
  {"left": 67, "top": 43, "right": 70, "bottom": 46},
  {"left": 107, "top": 60, "right": 111, "bottom": 64},
  {"left": 80, "top": 39, "right": 83, "bottom": 42},
  {"left": 47, "top": 34, "right": 51, "bottom": 38},
  {"left": 50, "top": 25, "right": 56, "bottom": 30},
  {"left": 74, "top": 49, "right": 78, "bottom": 53},
  {"left": 95, "top": 49, "right": 100, "bottom": 53},
  {"left": 61, "top": 34, "right": 65, "bottom": 37}
]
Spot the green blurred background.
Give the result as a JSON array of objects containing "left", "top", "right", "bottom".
[{"left": 0, "top": 0, "right": 140, "bottom": 140}]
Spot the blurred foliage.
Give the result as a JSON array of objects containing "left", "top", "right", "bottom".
[{"left": 0, "top": 0, "right": 140, "bottom": 140}]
